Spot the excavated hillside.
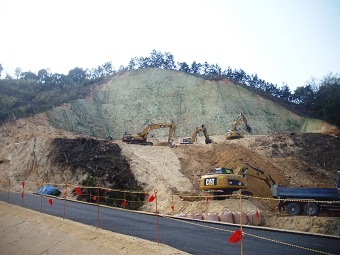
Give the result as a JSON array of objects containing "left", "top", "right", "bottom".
[
  {"left": 45, "top": 68, "right": 334, "bottom": 139},
  {"left": 0, "top": 69, "right": 339, "bottom": 237}
]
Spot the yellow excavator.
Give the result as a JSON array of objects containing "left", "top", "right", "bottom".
[
  {"left": 181, "top": 124, "right": 212, "bottom": 144},
  {"left": 199, "top": 163, "right": 276, "bottom": 195},
  {"left": 122, "top": 121, "right": 176, "bottom": 146},
  {"left": 226, "top": 112, "right": 252, "bottom": 140}
]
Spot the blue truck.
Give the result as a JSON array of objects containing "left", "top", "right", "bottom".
[{"left": 271, "top": 171, "right": 340, "bottom": 216}]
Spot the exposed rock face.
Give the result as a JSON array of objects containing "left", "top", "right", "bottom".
[{"left": 45, "top": 68, "right": 332, "bottom": 140}]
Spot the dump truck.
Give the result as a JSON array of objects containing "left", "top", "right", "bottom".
[{"left": 272, "top": 171, "right": 340, "bottom": 216}]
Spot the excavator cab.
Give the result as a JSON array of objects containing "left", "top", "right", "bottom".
[
  {"left": 214, "top": 167, "right": 234, "bottom": 174},
  {"left": 199, "top": 167, "right": 248, "bottom": 195},
  {"left": 200, "top": 163, "right": 276, "bottom": 197}
]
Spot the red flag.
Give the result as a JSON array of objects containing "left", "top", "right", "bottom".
[
  {"left": 48, "top": 199, "right": 53, "bottom": 206},
  {"left": 206, "top": 195, "right": 209, "bottom": 202},
  {"left": 93, "top": 196, "right": 97, "bottom": 201},
  {"left": 148, "top": 194, "right": 155, "bottom": 202},
  {"left": 105, "top": 189, "right": 109, "bottom": 193},
  {"left": 75, "top": 187, "right": 82, "bottom": 195},
  {"left": 171, "top": 205, "right": 174, "bottom": 211},
  {"left": 22, "top": 181, "right": 25, "bottom": 188},
  {"left": 256, "top": 210, "right": 260, "bottom": 218},
  {"left": 122, "top": 199, "right": 127, "bottom": 207},
  {"left": 21, "top": 192, "right": 24, "bottom": 199},
  {"left": 228, "top": 230, "right": 243, "bottom": 243}
]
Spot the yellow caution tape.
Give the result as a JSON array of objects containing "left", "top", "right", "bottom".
[{"left": 164, "top": 216, "right": 336, "bottom": 255}]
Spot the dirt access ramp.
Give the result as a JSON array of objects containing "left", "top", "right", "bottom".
[{"left": 0, "top": 202, "right": 189, "bottom": 255}]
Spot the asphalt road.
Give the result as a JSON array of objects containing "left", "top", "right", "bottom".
[{"left": 1, "top": 192, "right": 339, "bottom": 255}]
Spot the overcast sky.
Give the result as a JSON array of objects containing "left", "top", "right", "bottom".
[{"left": 0, "top": 0, "right": 339, "bottom": 90}]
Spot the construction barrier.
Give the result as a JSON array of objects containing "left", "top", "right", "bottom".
[
  {"left": 0, "top": 178, "right": 338, "bottom": 255},
  {"left": 1, "top": 178, "right": 339, "bottom": 219}
]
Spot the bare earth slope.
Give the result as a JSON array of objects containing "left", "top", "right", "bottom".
[
  {"left": 45, "top": 68, "right": 335, "bottom": 140},
  {"left": 0, "top": 114, "right": 339, "bottom": 237}
]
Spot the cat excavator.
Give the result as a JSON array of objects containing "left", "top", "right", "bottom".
[
  {"left": 199, "top": 163, "right": 276, "bottom": 195},
  {"left": 226, "top": 112, "right": 252, "bottom": 140},
  {"left": 122, "top": 121, "right": 176, "bottom": 146},
  {"left": 181, "top": 124, "right": 212, "bottom": 144}
]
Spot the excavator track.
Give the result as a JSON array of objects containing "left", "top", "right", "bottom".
[{"left": 128, "top": 141, "right": 153, "bottom": 145}]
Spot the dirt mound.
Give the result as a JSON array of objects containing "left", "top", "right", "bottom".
[
  {"left": 51, "top": 137, "right": 145, "bottom": 209},
  {"left": 172, "top": 142, "right": 288, "bottom": 198},
  {"left": 227, "top": 133, "right": 339, "bottom": 187},
  {"left": 52, "top": 138, "right": 129, "bottom": 184},
  {"left": 248, "top": 133, "right": 340, "bottom": 172}
]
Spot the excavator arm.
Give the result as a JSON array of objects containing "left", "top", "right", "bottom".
[
  {"left": 231, "top": 112, "right": 252, "bottom": 132},
  {"left": 122, "top": 121, "right": 176, "bottom": 145},
  {"left": 226, "top": 112, "right": 252, "bottom": 140},
  {"left": 167, "top": 121, "right": 176, "bottom": 143},
  {"left": 182, "top": 124, "right": 212, "bottom": 144},
  {"left": 237, "top": 163, "right": 276, "bottom": 188},
  {"left": 202, "top": 125, "right": 212, "bottom": 144},
  {"left": 138, "top": 122, "right": 175, "bottom": 139}
]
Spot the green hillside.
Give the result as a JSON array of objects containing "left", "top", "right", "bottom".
[{"left": 46, "top": 68, "right": 329, "bottom": 139}]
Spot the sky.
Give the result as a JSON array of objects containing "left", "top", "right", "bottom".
[{"left": 0, "top": 0, "right": 339, "bottom": 91}]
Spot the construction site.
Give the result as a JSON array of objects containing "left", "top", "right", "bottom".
[{"left": 0, "top": 68, "right": 339, "bottom": 254}]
